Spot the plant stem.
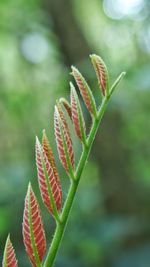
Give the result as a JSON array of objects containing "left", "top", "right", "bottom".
[
  {"left": 109, "top": 71, "right": 126, "bottom": 96},
  {"left": 44, "top": 95, "right": 109, "bottom": 267}
]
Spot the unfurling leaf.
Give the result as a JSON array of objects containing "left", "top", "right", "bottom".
[
  {"left": 71, "top": 66, "right": 97, "bottom": 117},
  {"left": 36, "top": 137, "right": 62, "bottom": 215},
  {"left": 70, "top": 82, "right": 86, "bottom": 142},
  {"left": 23, "top": 183, "right": 46, "bottom": 267},
  {"left": 59, "top": 98, "right": 72, "bottom": 120},
  {"left": 3, "top": 235, "right": 18, "bottom": 267},
  {"left": 54, "top": 105, "right": 74, "bottom": 174},
  {"left": 90, "top": 54, "right": 109, "bottom": 96},
  {"left": 42, "top": 130, "right": 61, "bottom": 187}
]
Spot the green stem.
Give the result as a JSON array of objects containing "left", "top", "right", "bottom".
[
  {"left": 44, "top": 95, "right": 109, "bottom": 267},
  {"left": 109, "top": 71, "right": 126, "bottom": 96}
]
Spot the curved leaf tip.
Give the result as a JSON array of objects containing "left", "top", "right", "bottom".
[
  {"left": 90, "top": 54, "right": 109, "bottom": 96},
  {"left": 59, "top": 98, "right": 72, "bottom": 120},
  {"left": 71, "top": 66, "right": 96, "bottom": 117}
]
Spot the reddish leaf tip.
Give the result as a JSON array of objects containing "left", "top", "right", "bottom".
[
  {"left": 59, "top": 98, "right": 72, "bottom": 121},
  {"left": 3, "top": 235, "right": 18, "bottom": 267},
  {"left": 36, "top": 132, "right": 62, "bottom": 214},
  {"left": 71, "top": 65, "right": 96, "bottom": 116},
  {"left": 54, "top": 103, "right": 74, "bottom": 172},
  {"left": 90, "top": 54, "right": 109, "bottom": 96},
  {"left": 70, "top": 83, "right": 77, "bottom": 99},
  {"left": 42, "top": 130, "right": 48, "bottom": 143},
  {"left": 70, "top": 83, "right": 86, "bottom": 141},
  {"left": 23, "top": 184, "right": 46, "bottom": 267}
]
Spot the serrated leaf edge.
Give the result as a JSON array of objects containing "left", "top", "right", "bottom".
[
  {"left": 54, "top": 105, "right": 74, "bottom": 179},
  {"left": 90, "top": 54, "right": 109, "bottom": 96},
  {"left": 36, "top": 137, "right": 61, "bottom": 220},
  {"left": 71, "top": 66, "right": 97, "bottom": 118},
  {"left": 23, "top": 183, "right": 46, "bottom": 267},
  {"left": 3, "top": 235, "right": 18, "bottom": 267},
  {"left": 70, "top": 82, "right": 86, "bottom": 144}
]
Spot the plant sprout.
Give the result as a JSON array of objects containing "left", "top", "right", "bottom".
[{"left": 2, "top": 54, "right": 125, "bottom": 267}]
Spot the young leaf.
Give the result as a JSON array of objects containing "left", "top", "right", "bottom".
[
  {"left": 90, "top": 54, "right": 109, "bottom": 96},
  {"left": 36, "top": 137, "right": 62, "bottom": 216},
  {"left": 59, "top": 98, "right": 72, "bottom": 120},
  {"left": 70, "top": 82, "right": 86, "bottom": 143},
  {"left": 23, "top": 183, "right": 46, "bottom": 267},
  {"left": 71, "top": 66, "right": 97, "bottom": 117},
  {"left": 42, "top": 130, "right": 61, "bottom": 187},
  {"left": 54, "top": 105, "right": 74, "bottom": 174},
  {"left": 2, "top": 235, "right": 18, "bottom": 267}
]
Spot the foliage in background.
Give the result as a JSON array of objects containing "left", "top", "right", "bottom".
[
  {"left": 2, "top": 54, "right": 125, "bottom": 266},
  {"left": 0, "top": 0, "right": 150, "bottom": 266}
]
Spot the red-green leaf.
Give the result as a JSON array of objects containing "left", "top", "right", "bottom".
[
  {"left": 90, "top": 54, "right": 109, "bottom": 96},
  {"left": 71, "top": 66, "right": 97, "bottom": 117},
  {"left": 2, "top": 235, "right": 18, "bottom": 267},
  {"left": 54, "top": 105, "right": 74, "bottom": 173},
  {"left": 70, "top": 82, "right": 86, "bottom": 142},
  {"left": 59, "top": 98, "right": 72, "bottom": 120},
  {"left": 42, "top": 130, "right": 61, "bottom": 187},
  {"left": 23, "top": 183, "right": 46, "bottom": 267},
  {"left": 36, "top": 137, "right": 62, "bottom": 215}
]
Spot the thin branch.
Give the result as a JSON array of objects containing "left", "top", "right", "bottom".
[{"left": 44, "top": 95, "right": 109, "bottom": 267}]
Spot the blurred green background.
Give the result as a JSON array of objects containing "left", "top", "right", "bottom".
[{"left": 0, "top": 0, "right": 150, "bottom": 266}]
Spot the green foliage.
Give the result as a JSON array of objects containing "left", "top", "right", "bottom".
[{"left": 0, "top": 0, "right": 150, "bottom": 266}]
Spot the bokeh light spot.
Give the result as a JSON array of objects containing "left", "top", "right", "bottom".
[
  {"left": 103, "top": 0, "right": 144, "bottom": 20},
  {"left": 21, "top": 32, "right": 49, "bottom": 63}
]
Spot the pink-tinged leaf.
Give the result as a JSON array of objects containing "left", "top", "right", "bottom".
[
  {"left": 57, "top": 104, "right": 74, "bottom": 168},
  {"left": 36, "top": 137, "right": 62, "bottom": 215},
  {"left": 59, "top": 98, "right": 72, "bottom": 120},
  {"left": 23, "top": 183, "right": 46, "bottom": 267},
  {"left": 70, "top": 82, "right": 86, "bottom": 142},
  {"left": 54, "top": 105, "right": 74, "bottom": 173},
  {"left": 42, "top": 130, "right": 61, "bottom": 185},
  {"left": 90, "top": 54, "right": 109, "bottom": 96},
  {"left": 71, "top": 66, "right": 97, "bottom": 117},
  {"left": 2, "top": 235, "right": 18, "bottom": 267}
]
